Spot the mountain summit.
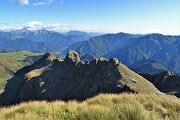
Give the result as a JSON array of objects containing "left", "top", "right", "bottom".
[{"left": 0, "top": 50, "right": 160, "bottom": 106}]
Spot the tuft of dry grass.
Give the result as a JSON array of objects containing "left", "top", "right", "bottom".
[{"left": 0, "top": 93, "right": 179, "bottom": 120}]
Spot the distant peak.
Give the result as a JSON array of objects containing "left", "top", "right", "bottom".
[
  {"left": 65, "top": 50, "right": 80, "bottom": 62},
  {"left": 17, "top": 27, "right": 31, "bottom": 32},
  {"left": 147, "top": 33, "right": 164, "bottom": 38},
  {"left": 117, "top": 32, "right": 129, "bottom": 35}
]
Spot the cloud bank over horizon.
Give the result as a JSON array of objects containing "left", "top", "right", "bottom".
[
  {"left": 0, "top": 21, "right": 112, "bottom": 33},
  {"left": 0, "top": 20, "right": 179, "bottom": 35}
]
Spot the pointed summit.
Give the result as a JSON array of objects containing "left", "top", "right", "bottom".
[
  {"left": 34, "top": 52, "right": 56, "bottom": 67},
  {"left": 42, "top": 52, "right": 56, "bottom": 61},
  {"left": 65, "top": 50, "right": 80, "bottom": 62}
]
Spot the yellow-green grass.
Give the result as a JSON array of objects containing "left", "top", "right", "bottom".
[
  {"left": 0, "top": 55, "right": 25, "bottom": 85},
  {"left": 0, "top": 51, "right": 41, "bottom": 61},
  {"left": 0, "top": 93, "right": 179, "bottom": 120},
  {"left": 0, "top": 51, "right": 42, "bottom": 85}
]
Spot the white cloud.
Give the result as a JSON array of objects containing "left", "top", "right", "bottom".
[
  {"left": 5, "top": 21, "right": 179, "bottom": 34},
  {"left": 0, "top": 21, "right": 119, "bottom": 33},
  {"left": 0, "top": 21, "right": 67, "bottom": 31},
  {"left": 16, "top": 0, "right": 61, "bottom": 6},
  {"left": 18, "top": 0, "right": 29, "bottom": 6},
  {"left": 45, "top": 23, "right": 71, "bottom": 31},
  {"left": 33, "top": 0, "right": 53, "bottom": 6},
  {"left": 22, "top": 21, "right": 71, "bottom": 31},
  {"left": 27, "top": 21, "right": 43, "bottom": 28},
  {"left": 33, "top": 2, "right": 47, "bottom": 6}
]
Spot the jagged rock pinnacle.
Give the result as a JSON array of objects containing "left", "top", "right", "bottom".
[
  {"left": 42, "top": 52, "right": 56, "bottom": 61},
  {"left": 34, "top": 52, "right": 56, "bottom": 67},
  {"left": 65, "top": 50, "right": 80, "bottom": 62},
  {"left": 109, "top": 58, "right": 119, "bottom": 65}
]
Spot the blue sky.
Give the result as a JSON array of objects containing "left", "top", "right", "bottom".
[{"left": 0, "top": 0, "right": 179, "bottom": 34}]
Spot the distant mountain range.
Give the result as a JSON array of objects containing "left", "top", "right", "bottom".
[
  {"left": 0, "top": 29, "right": 101, "bottom": 53},
  {"left": 64, "top": 33, "right": 139, "bottom": 56},
  {"left": 0, "top": 46, "right": 14, "bottom": 53},
  {"left": 0, "top": 29, "right": 180, "bottom": 73},
  {"left": 64, "top": 33, "right": 180, "bottom": 73},
  {"left": 80, "top": 54, "right": 95, "bottom": 62},
  {"left": 129, "top": 59, "right": 169, "bottom": 74},
  {"left": 65, "top": 30, "right": 102, "bottom": 39}
]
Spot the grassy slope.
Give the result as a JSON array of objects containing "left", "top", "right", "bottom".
[
  {"left": 0, "top": 51, "right": 41, "bottom": 61},
  {"left": 0, "top": 51, "right": 41, "bottom": 85},
  {"left": 0, "top": 56, "right": 25, "bottom": 85},
  {"left": 0, "top": 93, "right": 179, "bottom": 120}
]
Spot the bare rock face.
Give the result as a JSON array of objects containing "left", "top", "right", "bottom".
[
  {"left": 65, "top": 50, "right": 80, "bottom": 62},
  {"left": 0, "top": 50, "right": 160, "bottom": 106}
]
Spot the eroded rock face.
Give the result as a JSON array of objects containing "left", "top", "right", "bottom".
[
  {"left": 65, "top": 50, "right": 80, "bottom": 62},
  {"left": 0, "top": 50, "right": 160, "bottom": 106}
]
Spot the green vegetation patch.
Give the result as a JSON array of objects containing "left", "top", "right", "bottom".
[
  {"left": 0, "top": 51, "right": 42, "bottom": 85},
  {"left": 0, "top": 55, "right": 25, "bottom": 85},
  {"left": 0, "top": 51, "right": 41, "bottom": 61}
]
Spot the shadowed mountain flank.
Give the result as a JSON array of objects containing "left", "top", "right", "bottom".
[
  {"left": 0, "top": 50, "right": 160, "bottom": 106},
  {"left": 140, "top": 71, "right": 180, "bottom": 97}
]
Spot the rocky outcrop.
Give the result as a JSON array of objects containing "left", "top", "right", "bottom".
[
  {"left": 141, "top": 71, "right": 180, "bottom": 97},
  {"left": 0, "top": 50, "right": 160, "bottom": 106}
]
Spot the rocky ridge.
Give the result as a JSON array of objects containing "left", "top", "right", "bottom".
[
  {"left": 141, "top": 71, "right": 180, "bottom": 97},
  {"left": 0, "top": 50, "right": 160, "bottom": 106}
]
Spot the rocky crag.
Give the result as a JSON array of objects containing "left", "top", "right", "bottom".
[
  {"left": 0, "top": 50, "right": 160, "bottom": 106},
  {"left": 141, "top": 71, "right": 180, "bottom": 97}
]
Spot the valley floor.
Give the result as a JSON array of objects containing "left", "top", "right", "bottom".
[{"left": 0, "top": 93, "right": 179, "bottom": 120}]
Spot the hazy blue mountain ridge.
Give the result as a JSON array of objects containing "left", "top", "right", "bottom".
[
  {"left": 0, "top": 29, "right": 99, "bottom": 53},
  {"left": 65, "top": 33, "right": 180, "bottom": 72}
]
